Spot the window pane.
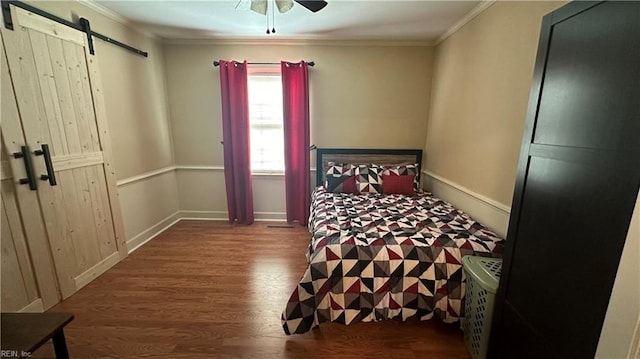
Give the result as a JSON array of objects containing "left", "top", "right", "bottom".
[
  {"left": 248, "top": 74, "right": 284, "bottom": 172},
  {"left": 250, "top": 128, "right": 284, "bottom": 172}
]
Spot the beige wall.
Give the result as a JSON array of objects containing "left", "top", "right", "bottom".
[
  {"left": 164, "top": 42, "right": 433, "bottom": 215},
  {"left": 118, "top": 172, "right": 179, "bottom": 243},
  {"left": 425, "top": 1, "right": 565, "bottom": 208},
  {"left": 22, "top": 1, "right": 178, "bottom": 245},
  {"left": 596, "top": 194, "right": 640, "bottom": 359}
]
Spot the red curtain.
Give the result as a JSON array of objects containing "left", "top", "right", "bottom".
[
  {"left": 281, "top": 61, "right": 310, "bottom": 225},
  {"left": 219, "top": 60, "right": 254, "bottom": 224}
]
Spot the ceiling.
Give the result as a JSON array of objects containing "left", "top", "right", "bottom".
[{"left": 93, "top": 0, "right": 482, "bottom": 41}]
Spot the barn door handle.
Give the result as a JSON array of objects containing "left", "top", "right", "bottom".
[
  {"left": 13, "top": 146, "right": 37, "bottom": 190},
  {"left": 34, "top": 144, "right": 57, "bottom": 186}
]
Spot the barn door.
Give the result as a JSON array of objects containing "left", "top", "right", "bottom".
[
  {"left": 2, "top": 36, "right": 60, "bottom": 310},
  {"left": 1, "top": 143, "right": 52, "bottom": 312},
  {"left": 489, "top": 2, "right": 640, "bottom": 358},
  {"left": 1, "top": 5, "right": 126, "bottom": 299}
]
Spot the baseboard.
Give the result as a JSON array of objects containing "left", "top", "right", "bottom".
[
  {"left": 74, "top": 252, "right": 120, "bottom": 291},
  {"left": 422, "top": 170, "right": 510, "bottom": 238},
  {"left": 19, "top": 299, "right": 44, "bottom": 313},
  {"left": 254, "top": 211, "right": 287, "bottom": 221},
  {"left": 178, "top": 210, "right": 228, "bottom": 221},
  {"left": 123, "top": 210, "right": 287, "bottom": 253},
  {"left": 179, "top": 210, "right": 287, "bottom": 222},
  {"left": 126, "top": 211, "right": 182, "bottom": 253}
]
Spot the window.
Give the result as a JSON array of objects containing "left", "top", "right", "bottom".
[{"left": 247, "top": 71, "right": 284, "bottom": 172}]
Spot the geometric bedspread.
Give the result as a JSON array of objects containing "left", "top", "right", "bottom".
[{"left": 282, "top": 187, "right": 505, "bottom": 334}]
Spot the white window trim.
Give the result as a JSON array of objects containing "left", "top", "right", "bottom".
[{"left": 248, "top": 67, "right": 284, "bottom": 174}]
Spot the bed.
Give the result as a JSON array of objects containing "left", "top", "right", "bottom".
[{"left": 281, "top": 148, "right": 505, "bottom": 335}]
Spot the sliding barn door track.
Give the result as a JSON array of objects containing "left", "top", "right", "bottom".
[{"left": 1, "top": 0, "right": 148, "bottom": 57}]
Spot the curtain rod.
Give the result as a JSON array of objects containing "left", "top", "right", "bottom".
[
  {"left": 1, "top": 0, "right": 148, "bottom": 57},
  {"left": 213, "top": 61, "right": 315, "bottom": 67}
]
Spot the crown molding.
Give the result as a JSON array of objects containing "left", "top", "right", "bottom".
[
  {"left": 435, "top": 0, "right": 496, "bottom": 45},
  {"left": 162, "top": 37, "right": 435, "bottom": 47},
  {"left": 76, "top": 0, "right": 128, "bottom": 24},
  {"left": 75, "top": 0, "right": 158, "bottom": 40},
  {"left": 75, "top": 0, "right": 494, "bottom": 47}
]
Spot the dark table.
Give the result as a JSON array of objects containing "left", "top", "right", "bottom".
[{"left": 1, "top": 312, "right": 74, "bottom": 359}]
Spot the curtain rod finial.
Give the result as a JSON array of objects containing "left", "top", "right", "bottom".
[{"left": 213, "top": 60, "right": 220, "bottom": 67}]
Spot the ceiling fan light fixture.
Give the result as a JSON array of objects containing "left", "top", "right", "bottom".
[
  {"left": 275, "top": 0, "right": 294, "bottom": 13},
  {"left": 250, "top": 0, "right": 268, "bottom": 15}
]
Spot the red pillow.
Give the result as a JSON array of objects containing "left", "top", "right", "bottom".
[
  {"left": 382, "top": 174, "right": 415, "bottom": 195},
  {"left": 340, "top": 175, "right": 357, "bottom": 194}
]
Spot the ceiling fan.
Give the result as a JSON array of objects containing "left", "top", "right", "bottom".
[
  {"left": 240, "top": 0, "right": 328, "bottom": 34},
  {"left": 248, "top": 0, "right": 328, "bottom": 15}
]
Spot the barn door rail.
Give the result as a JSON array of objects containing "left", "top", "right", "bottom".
[{"left": 1, "top": 0, "right": 148, "bottom": 57}]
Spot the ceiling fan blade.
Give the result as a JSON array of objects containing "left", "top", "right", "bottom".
[{"left": 294, "top": 0, "right": 328, "bottom": 13}]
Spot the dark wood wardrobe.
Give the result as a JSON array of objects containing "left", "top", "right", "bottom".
[{"left": 488, "top": 1, "right": 640, "bottom": 358}]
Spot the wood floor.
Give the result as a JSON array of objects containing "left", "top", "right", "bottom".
[{"left": 37, "top": 221, "right": 471, "bottom": 359}]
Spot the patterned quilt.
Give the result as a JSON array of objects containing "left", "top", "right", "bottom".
[{"left": 282, "top": 187, "right": 504, "bottom": 334}]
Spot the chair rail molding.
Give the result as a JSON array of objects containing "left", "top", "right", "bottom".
[{"left": 422, "top": 169, "right": 510, "bottom": 237}]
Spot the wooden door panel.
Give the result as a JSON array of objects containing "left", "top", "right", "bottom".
[
  {"left": 0, "top": 32, "right": 60, "bottom": 309},
  {"left": 28, "top": 31, "right": 70, "bottom": 157},
  {"left": 60, "top": 169, "right": 100, "bottom": 273},
  {"left": 61, "top": 39, "right": 101, "bottom": 154},
  {"left": 27, "top": 24, "right": 101, "bottom": 158},
  {"left": 85, "top": 165, "right": 118, "bottom": 258},
  {"left": 2, "top": 20, "right": 82, "bottom": 295},
  {"left": 1, "top": 4, "right": 126, "bottom": 299},
  {"left": 83, "top": 32, "right": 128, "bottom": 261},
  {"left": 1, "top": 204, "right": 33, "bottom": 312},
  {"left": 11, "top": 6, "right": 121, "bottom": 244},
  {"left": 1, "top": 164, "right": 41, "bottom": 312},
  {"left": 74, "top": 43, "right": 102, "bottom": 155},
  {"left": 50, "top": 166, "right": 117, "bottom": 272},
  {"left": 1, "top": 13, "right": 52, "bottom": 153}
]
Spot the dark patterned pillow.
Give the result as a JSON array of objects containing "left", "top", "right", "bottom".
[
  {"left": 325, "top": 162, "right": 355, "bottom": 187},
  {"left": 355, "top": 164, "right": 383, "bottom": 194},
  {"left": 382, "top": 163, "right": 421, "bottom": 191},
  {"left": 326, "top": 175, "right": 357, "bottom": 194}
]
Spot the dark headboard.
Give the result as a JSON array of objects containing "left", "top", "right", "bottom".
[{"left": 315, "top": 148, "right": 423, "bottom": 185}]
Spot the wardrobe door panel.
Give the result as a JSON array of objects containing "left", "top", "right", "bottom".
[{"left": 533, "top": 1, "right": 640, "bottom": 151}]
